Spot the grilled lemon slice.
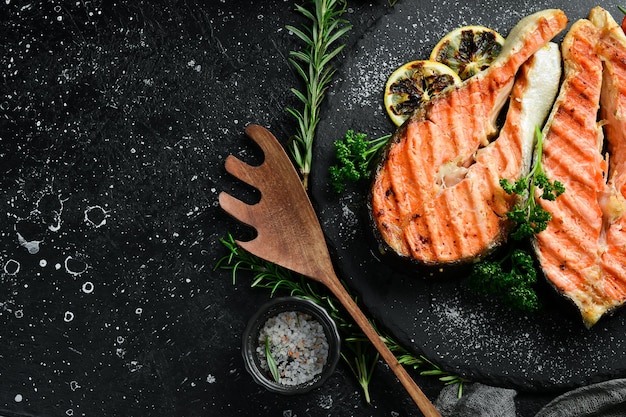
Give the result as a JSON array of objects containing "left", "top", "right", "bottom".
[
  {"left": 384, "top": 60, "right": 461, "bottom": 126},
  {"left": 430, "top": 25, "right": 505, "bottom": 80}
]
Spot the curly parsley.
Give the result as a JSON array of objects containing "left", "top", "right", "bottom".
[
  {"left": 329, "top": 130, "right": 390, "bottom": 193},
  {"left": 469, "top": 126, "right": 565, "bottom": 313}
]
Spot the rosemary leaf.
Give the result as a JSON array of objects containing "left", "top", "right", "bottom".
[
  {"left": 286, "top": 24, "right": 313, "bottom": 44},
  {"left": 320, "top": 44, "right": 346, "bottom": 67},
  {"left": 294, "top": 4, "right": 315, "bottom": 20},
  {"left": 265, "top": 336, "right": 281, "bottom": 383},
  {"left": 291, "top": 88, "right": 309, "bottom": 105}
]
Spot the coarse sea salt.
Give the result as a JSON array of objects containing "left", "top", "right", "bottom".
[{"left": 256, "top": 311, "right": 329, "bottom": 386}]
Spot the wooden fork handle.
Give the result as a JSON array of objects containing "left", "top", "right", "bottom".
[{"left": 323, "top": 274, "right": 443, "bottom": 417}]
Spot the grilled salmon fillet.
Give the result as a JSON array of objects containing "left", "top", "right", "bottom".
[
  {"left": 533, "top": 9, "right": 626, "bottom": 328},
  {"left": 370, "top": 9, "right": 567, "bottom": 265}
]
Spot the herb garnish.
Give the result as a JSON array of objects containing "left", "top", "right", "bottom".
[
  {"left": 265, "top": 335, "right": 281, "bottom": 383},
  {"left": 468, "top": 126, "right": 565, "bottom": 313},
  {"left": 342, "top": 335, "right": 379, "bottom": 404},
  {"left": 286, "top": 0, "right": 352, "bottom": 189},
  {"left": 468, "top": 248, "right": 541, "bottom": 313},
  {"left": 329, "top": 130, "right": 391, "bottom": 193},
  {"left": 500, "top": 126, "right": 565, "bottom": 240},
  {"left": 385, "top": 335, "right": 468, "bottom": 397}
]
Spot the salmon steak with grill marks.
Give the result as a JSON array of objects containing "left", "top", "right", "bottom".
[
  {"left": 370, "top": 9, "right": 567, "bottom": 266},
  {"left": 533, "top": 8, "right": 626, "bottom": 327}
]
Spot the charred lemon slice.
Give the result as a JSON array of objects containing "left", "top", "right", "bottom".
[
  {"left": 384, "top": 60, "right": 461, "bottom": 126},
  {"left": 430, "top": 25, "right": 505, "bottom": 80}
]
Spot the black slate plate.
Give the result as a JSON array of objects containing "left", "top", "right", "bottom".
[{"left": 311, "top": 0, "right": 626, "bottom": 392}]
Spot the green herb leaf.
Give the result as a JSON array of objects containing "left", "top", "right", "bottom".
[
  {"left": 265, "top": 335, "right": 281, "bottom": 383},
  {"left": 341, "top": 341, "right": 378, "bottom": 404},
  {"left": 329, "top": 130, "right": 391, "bottom": 193}
]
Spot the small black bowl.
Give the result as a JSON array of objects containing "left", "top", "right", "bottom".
[{"left": 242, "top": 296, "right": 341, "bottom": 394}]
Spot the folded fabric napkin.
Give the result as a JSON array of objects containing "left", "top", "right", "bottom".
[
  {"left": 435, "top": 382, "right": 517, "bottom": 417},
  {"left": 435, "top": 378, "right": 626, "bottom": 417}
]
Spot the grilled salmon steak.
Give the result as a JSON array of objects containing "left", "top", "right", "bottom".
[
  {"left": 370, "top": 9, "right": 567, "bottom": 265},
  {"left": 533, "top": 8, "right": 626, "bottom": 328}
]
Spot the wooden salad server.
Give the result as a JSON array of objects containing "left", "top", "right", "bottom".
[{"left": 219, "top": 124, "right": 442, "bottom": 417}]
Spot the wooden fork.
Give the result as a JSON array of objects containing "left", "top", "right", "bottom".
[{"left": 219, "top": 124, "right": 442, "bottom": 417}]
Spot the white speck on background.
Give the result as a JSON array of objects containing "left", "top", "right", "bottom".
[
  {"left": 82, "top": 281, "right": 94, "bottom": 294},
  {"left": 64, "top": 311, "right": 74, "bottom": 322},
  {"left": 206, "top": 374, "right": 216, "bottom": 383}
]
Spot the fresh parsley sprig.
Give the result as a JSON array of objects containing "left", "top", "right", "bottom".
[
  {"left": 468, "top": 248, "right": 541, "bottom": 313},
  {"left": 286, "top": 0, "right": 352, "bottom": 189},
  {"left": 329, "top": 130, "right": 391, "bottom": 193},
  {"left": 500, "top": 126, "right": 565, "bottom": 240}
]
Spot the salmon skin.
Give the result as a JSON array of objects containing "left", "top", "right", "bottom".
[
  {"left": 534, "top": 8, "right": 626, "bottom": 328},
  {"left": 370, "top": 9, "right": 567, "bottom": 266}
]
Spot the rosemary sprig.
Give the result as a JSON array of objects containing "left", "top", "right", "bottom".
[
  {"left": 383, "top": 334, "right": 468, "bottom": 398},
  {"left": 342, "top": 336, "right": 379, "bottom": 404},
  {"left": 215, "top": 233, "right": 468, "bottom": 401},
  {"left": 265, "top": 336, "right": 281, "bottom": 382},
  {"left": 286, "top": 0, "right": 352, "bottom": 189}
]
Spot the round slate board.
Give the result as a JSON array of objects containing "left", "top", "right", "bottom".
[{"left": 311, "top": 0, "right": 626, "bottom": 392}]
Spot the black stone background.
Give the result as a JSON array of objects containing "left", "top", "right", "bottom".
[{"left": 0, "top": 0, "right": 571, "bottom": 416}]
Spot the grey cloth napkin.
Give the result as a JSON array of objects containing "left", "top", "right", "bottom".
[
  {"left": 435, "top": 379, "right": 626, "bottom": 417},
  {"left": 535, "top": 379, "right": 626, "bottom": 417},
  {"left": 435, "top": 383, "right": 517, "bottom": 417}
]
